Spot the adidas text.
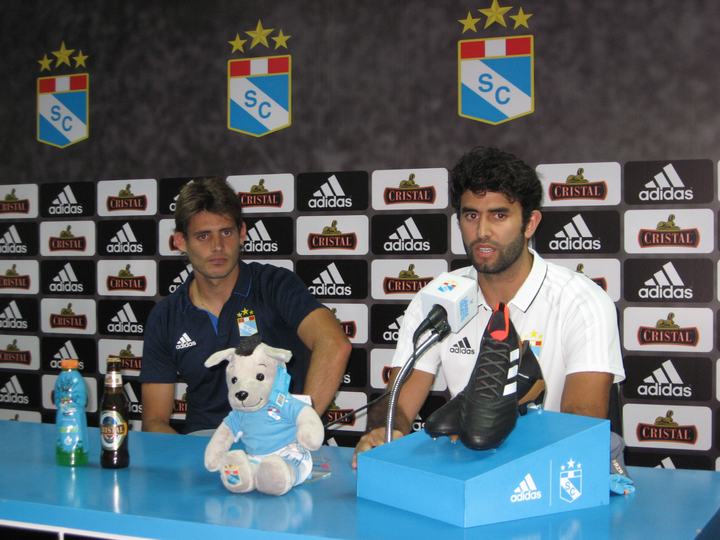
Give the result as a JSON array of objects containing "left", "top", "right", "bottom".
[
  {"left": 0, "top": 319, "right": 27, "bottom": 329},
  {"left": 49, "top": 282, "right": 84, "bottom": 293},
  {"left": 50, "top": 359, "right": 84, "bottom": 370},
  {"left": 638, "top": 286, "right": 692, "bottom": 300},
  {"left": 383, "top": 239, "right": 430, "bottom": 252},
  {"left": 106, "top": 243, "right": 144, "bottom": 253},
  {"left": 382, "top": 330, "right": 399, "bottom": 341},
  {"left": 510, "top": 490, "right": 542, "bottom": 503},
  {"left": 0, "top": 393, "right": 29, "bottom": 405},
  {"left": 638, "top": 383, "right": 692, "bottom": 398},
  {"left": 107, "top": 322, "right": 144, "bottom": 333},
  {"left": 243, "top": 240, "right": 278, "bottom": 253},
  {"left": 308, "top": 283, "right": 351, "bottom": 296},
  {"left": 308, "top": 197, "right": 352, "bottom": 209},
  {"left": 639, "top": 188, "right": 693, "bottom": 201},
  {"left": 449, "top": 344, "right": 475, "bottom": 354},
  {"left": 549, "top": 237, "right": 601, "bottom": 250},
  {"left": 0, "top": 244, "right": 27, "bottom": 254},
  {"left": 48, "top": 204, "right": 84, "bottom": 215}
]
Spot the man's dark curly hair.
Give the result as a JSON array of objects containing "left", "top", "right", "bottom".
[{"left": 450, "top": 146, "right": 542, "bottom": 226}]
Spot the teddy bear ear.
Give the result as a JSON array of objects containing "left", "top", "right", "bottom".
[
  {"left": 258, "top": 343, "right": 292, "bottom": 364},
  {"left": 204, "top": 347, "right": 237, "bottom": 368}
]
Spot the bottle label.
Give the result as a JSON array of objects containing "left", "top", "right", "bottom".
[
  {"left": 100, "top": 410, "right": 128, "bottom": 450},
  {"left": 104, "top": 371, "right": 122, "bottom": 388}
]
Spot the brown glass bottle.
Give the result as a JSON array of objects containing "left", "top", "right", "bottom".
[{"left": 100, "top": 357, "right": 129, "bottom": 469}]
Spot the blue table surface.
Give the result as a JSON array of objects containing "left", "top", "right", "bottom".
[{"left": 1, "top": 420, "right": 720, "bottom": 539}]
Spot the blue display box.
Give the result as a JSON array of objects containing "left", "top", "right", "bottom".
[{"left": 357, "top": 409, "right": 610, "bottom": 528}]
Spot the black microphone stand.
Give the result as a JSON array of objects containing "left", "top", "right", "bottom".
[{"left": 385, "top": 318, "right": 451, "bottom": 443}]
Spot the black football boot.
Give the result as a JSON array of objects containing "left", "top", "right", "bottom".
[
  {"left": 457, "top": 303, "right": 521, "bottom": 450},
  {"left": 424, "top": 388, "right": 463, "bottom": 438}
]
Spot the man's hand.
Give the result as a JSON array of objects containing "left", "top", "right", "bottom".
[{"left": 351, "top": 427, "right": 404, "bottom": 469}]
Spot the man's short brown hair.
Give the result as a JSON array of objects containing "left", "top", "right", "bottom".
[{"left": 174, "top": 177, "right": 243, "bottom": 236}]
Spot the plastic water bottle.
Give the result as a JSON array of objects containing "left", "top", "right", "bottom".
[{"left": 55, "top": 358, "right": 89, "bottom": 466}]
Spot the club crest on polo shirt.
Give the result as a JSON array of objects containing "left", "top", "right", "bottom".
[{"left": 237, "top": 308, "right": 258, "bottom": 336}]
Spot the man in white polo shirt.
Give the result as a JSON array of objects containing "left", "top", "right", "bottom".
[{"left": 353, "top": 146, "right": 625, "bottom": 466}]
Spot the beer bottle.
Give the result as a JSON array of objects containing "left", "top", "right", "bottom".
[{"left": 100, "top": 357, "right": 129, "bottom": 468}]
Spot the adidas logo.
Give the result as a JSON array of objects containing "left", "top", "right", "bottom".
[
  {"left": 308, "top": 263, "right": 352, "bottom": 296},
  {"left": 639, "top": 164, "right": 693, "bottom": 202},
  {"left": 0, "top": 375, "right": 29, "bottom": 405},
  {"left": 243, "top": 220, "right": 278, "bottom": 253},
  {"left": 382, "top": 315, "right": 404, "bottom": 342},
  {"left": 168, "top": 263, "right": 193, "bottom": 294},
  {"left": 107, "top": 223, "right": 144, "bottom": 253},
  {"left": 549, "top": 214, "right": 600, "bottom": 250},
  {"left": 655, "top": 457, "right": 676, "bottom": 469},
  {"left": 50, "top": 340, "right": 84, "bottom": 369},
  {"left": 0, "top": 300, "right": 28, "bottom": 329},
  {"left": 108, "top": 303, "right": 144, "bottom": 333},
  {"left": 637, "top": 359, "right": 692, "bottom": 398},
  {"left": 449, "top": 337, "right": 475, "bottom": 355},
  {"left": 175, "top": 332, "right": 197, "bottom": 350},
  {"left": 384, "top": 218, "right": 430, "bottom": 252},
  {"left": 638, "top": 262, "right": 692, "bottom": 300},
  {"left": 49, "top": 262, "right": 84, "bottom": 293},
  {"left": 125, "top": 382, "right": 142, "bottom": 413},
  {"left": 308, "top": 175, "right": 352, "bottom": 209},
  {"left": 0, "top": 225, "right": 27, "bottom": 254},
  {"left": 49, "top": 185, "right": 83, "bottom": 215},
  {"left": 510, "top": 473, "right": 542, "bottom": 503}
]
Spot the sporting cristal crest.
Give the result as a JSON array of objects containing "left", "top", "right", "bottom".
[
  {"left": 36, "top": 41, "right": 90, "bottom": 148},
  {"left": 227, "top": 20, "right": 292, "bottom": 137},
  {"left": 457, "top": 1, "right": 535, "bottom": 125}
]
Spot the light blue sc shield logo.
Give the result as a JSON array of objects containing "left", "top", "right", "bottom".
[
  {"left": 228, "top": 55, "right": 291, "bottom": 137},
  {"left": 37, "top": 73, "right": 89, "bottom": 148},
  {"left": 458, "top": 35, "right": 534, "bottom": 125}
]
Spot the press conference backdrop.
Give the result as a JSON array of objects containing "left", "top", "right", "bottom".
[{"left": 1, "top": 1, "right": 720, "bottom": 471}]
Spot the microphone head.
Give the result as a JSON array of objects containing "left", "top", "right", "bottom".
[{"left": 419, "top": 272, "right": 478, "bottom": 333}]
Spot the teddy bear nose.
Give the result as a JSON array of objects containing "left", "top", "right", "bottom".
[{"left": 235, "top": 390, "right": 249, "bottom": 401}]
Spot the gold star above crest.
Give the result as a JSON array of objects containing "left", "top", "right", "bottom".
[
  {"left": 246, "top": 20, "right": 274, "bottom": 49},
  {"left": 52, "top": 41, "right": 75, "bottom": 67},
  {"left": 479, "top": 0, "right": 512, "bottom": 29},
  {"left": 228, "top": 33, "right": 247, "bottom": 53},
  {"left": 38, "top": 54, "right": 52, "bottom": 72},
  {"left": 510, "top": 7, "right": 533, "bottom": 29},
  {"left": 458, "top": 11, "right": 481, "bottom": 33},
  {"left": 272, "top": 29, "right": 291, "bottom": 49},
  {"left": 73, "top": 50, "right": 89, "bottom": 68}
]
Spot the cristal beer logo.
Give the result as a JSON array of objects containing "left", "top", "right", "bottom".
[
  {"left": 638, "top": 262, "right": 692, "bottom": 300},
  {"left": 548, "top": 168, "right": 607, "bottom": 201},
  {"left": 174, "top": 391, "right": 188, "bottom": 414},
  {"left": 331, "top": 307, "right": 356, "bottom": 339},
  {"left": 383, "top": 264, "right": 433, "bottom": 294},
  {"left": 574, "top": 263, "right": 607, "bottom": 291},
  {"left": 636, "top": 410, "right": 697, "bottom": 444},
  {"left": 49, "top": 225, "right": 86, "bottom": 251},
  {"left": 637, "top": 360, "right": 692, "bottom": 398},
  {"left": 114, "top": 344, "right": 142, "bottom": 371},
  {"left": 105, "top": 183, "right": 147, "bottom": 212},
  {"left": 107, "top": 264, "right": 147, "bottom": 292},
  {"left": 238, "top": 178, "right": 283, "bottom": 208},
  {"left": 322, "top": 400, "right": 355, "bottom": 427},
  {"left": 308, "top": 175, "right": 352, "bottom": 209},
  {"left": 0, "top": 189, "right": 30, "bottom": 215},
  {"left": 307, "top": 221, "right": 357, "bottom": 250},
  {"left": 0, "top": 339, "right": 31, "bottom": 366},
  {"left": 383, "top": 173, "right": 436, "bottom": 205},
  {"left": 49, "top": 262, "right": 84, "bottom": 293},
  {"left": 0, "top": 225, "right": 28, "bottom": 254},
  {"left": 384, "top": 218, "right": 430, "bottom": 252},
  {"left": 50, "top": 302, "right": 87, "bottom": 330},
  {"left": 0, "top": 301, "right": 28, "bottom": 330},
  {"left": 637, "top": 313, "right": 698, "bottom": 346},
  {"left": 0, "top": 265, "right": 31, "bottom": 290},
  {"left": 638, "top": 215, "right": 699, "bottom": 248},
  {"left": 549, "top": 214, "right": 600, "bottom": 251},
  {"left": 48, "top": 185, "right": 84, "bottom": 215},
  {"left": 638, "top": 163, "right": 693, "bottom": 202},
  {"left": 243, "top": 219, "right": 278, "bottom": 253}
]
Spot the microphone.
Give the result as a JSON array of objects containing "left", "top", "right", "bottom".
[{"left": 413, "top": 272, "right": 478, "bottom": 342}]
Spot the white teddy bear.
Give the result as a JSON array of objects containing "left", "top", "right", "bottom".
[{"left": 203, "top": 336, "right": 324, "bottom": 496}]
